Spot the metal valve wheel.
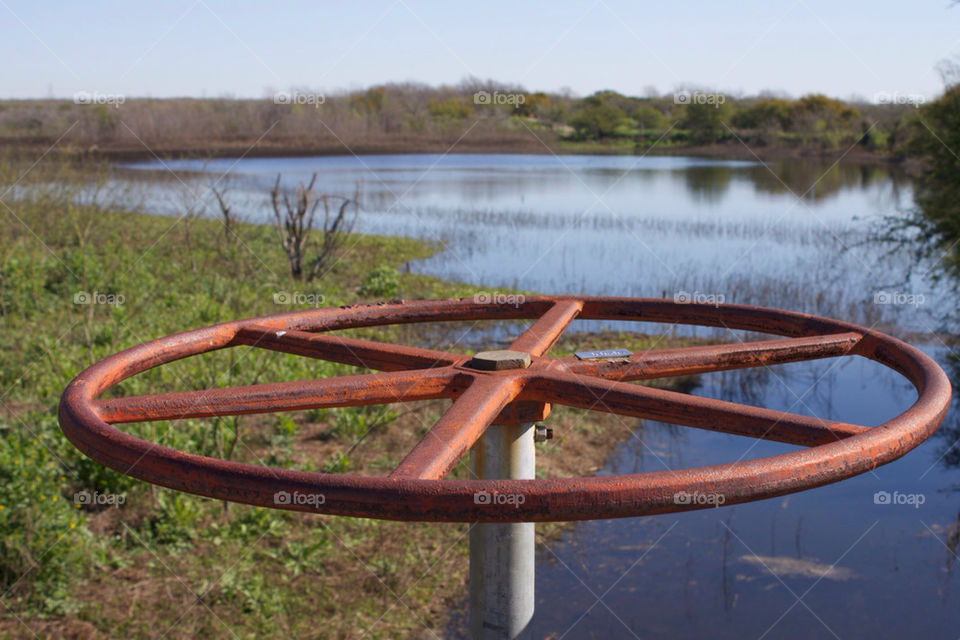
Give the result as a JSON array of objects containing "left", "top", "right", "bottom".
[{"left": 58, "top": 296, "right": 951, "bottom": 522}]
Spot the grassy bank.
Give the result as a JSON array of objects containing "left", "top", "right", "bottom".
[{"left": 0, "top": 161, "right": 705, "bottom": 638}]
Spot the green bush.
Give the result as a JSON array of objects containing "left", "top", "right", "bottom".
[{"left": 358, "top": 265, "right": 399, "bottom": 298}]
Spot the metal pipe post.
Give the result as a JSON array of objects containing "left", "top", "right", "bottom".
[{"left": 469, "top": 421, "right": 535, "bottom": 640}]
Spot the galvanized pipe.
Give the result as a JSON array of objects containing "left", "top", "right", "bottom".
[{"left": 470, "top": 422, "right": 535, "bottom": 640}]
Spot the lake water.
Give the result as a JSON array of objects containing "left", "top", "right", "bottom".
[
  {"left": 124, "top": 154, "right": 948, "bottom": 333},
  {"left": 523, "top": 351, "right": 960, "bottom": 639},
  {"left": 126, "top": 154, "right": 960, "bottom": 639}
]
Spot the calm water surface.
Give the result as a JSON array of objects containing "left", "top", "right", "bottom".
[{"left": 125, "top": 154, "right": 944, "bottom": 331}]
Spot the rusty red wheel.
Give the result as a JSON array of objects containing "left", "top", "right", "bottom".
[{"left": 58, "top": 296, "right": 952, "bottom": 522}]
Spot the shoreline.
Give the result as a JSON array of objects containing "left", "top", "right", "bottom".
[{"left": 5, "top": 136, "right": 902, "bottom": 165}]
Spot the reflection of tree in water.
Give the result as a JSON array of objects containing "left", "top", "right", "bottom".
[
  {"left": 681, "top": 165, "right": 733, "bottom": 204},
  {"left": 674, "top": 158, "right": 906, "bottom": 205},
  {"left": 687, "top": 356, "right": 841, "bottom": 421},
  {"left": 747, "top": 159, "right": 904, "bottom": 202},
  {"left": 923, "top": 348, "right": 959, "bottom": 595},
  {"left": 932, "top": 367, "right": 960, "bottom": 607},
  {"left": 941, "top": 511, "right": 960, "bottom": 596},
  {"left": 932, "top": 354, "right": 960, "bottom": 470}
]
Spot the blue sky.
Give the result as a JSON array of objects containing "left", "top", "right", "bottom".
[{"left": 3, "top": 0, "right": 958, "bottom": 100}]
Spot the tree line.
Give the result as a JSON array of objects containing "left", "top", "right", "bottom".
[{"left": 0, "top": 78, "right": 939, "bottom": 158}]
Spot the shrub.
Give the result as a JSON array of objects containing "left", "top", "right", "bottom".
[{"left": 358, "top": 266, "right": 399, "bottom": 298}]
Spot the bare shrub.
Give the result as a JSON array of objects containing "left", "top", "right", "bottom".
[
  {"left": 209, "top": 182, "right": 234, "bottom": 241},
  {"left": 269, "top": 172, "right": 358, "bottom": 281}
]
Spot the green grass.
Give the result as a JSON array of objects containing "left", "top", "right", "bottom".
[{"left": 0, "top": 163, "right": 495, "bottom": 637}]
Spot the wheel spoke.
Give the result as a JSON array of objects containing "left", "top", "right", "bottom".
[
  {"left": 508, "top": 299, "right": 582, "bottom": 357},
  {"left": 233, "top": 324, "right": 462, "bottom": 370},
  {"left": 531, "top": 373, "right": 867, "bottom": 446},
  {"left": 390, "top": 376, "right": 523, "bottom": 480},
  {"left": 563, "top": 332, "right": 862, "bottom": 381},
  {"left": 95, "top": 368, "right": 463, "bottom": 423}
]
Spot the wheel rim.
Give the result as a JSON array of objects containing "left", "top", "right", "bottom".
[{"left": 58, "top": 296, "right": 952, "bottom": 522}]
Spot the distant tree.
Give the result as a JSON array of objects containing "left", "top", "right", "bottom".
[
  {"left": 515, "top": 92, "right": 552, "bottom": 119},
  {"left": 569, "top": 97, "right": 627, "bottom": 139},
  {"left": 791, "top": 94, "right": 859, "bottom": 131},
  {"left": 590, "top": 90, "right": 642, "bottom": 116},
  {"left": 680, "top": 98, "right": 733, "bottom": 143},
  {"left": 731, "top": 98, "right": 794, "bottom": 130},
  {"left": 427, "top": 97, "right": 472, "bottom": 120},
  {"left": 873, "top": 77, "right": 960, "bottom": 281},
  {"left": 634, "top": 105, "right": 670, "bottom": 133},
  {"left": 350, "top": 87, "right": 387, "bottom": 116},
  {"left": 907, "top": 84, "right": 960, "bottom": 273}
]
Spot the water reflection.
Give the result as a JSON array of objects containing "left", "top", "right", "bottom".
[
  {"left": 124, "top": 154, "right": 948, "bottom": 334},
  {"left": 743, "top": 159, "right": 908, "bottom": 202},
  {"left": 681, "top": 164, "right": 734, "bottom": 204},
  {"left": 929, "top": 354, "right": 960, "bottom": 474},
  {"left": 126, "top": 154, "right": 912, "bottom": 210}
]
